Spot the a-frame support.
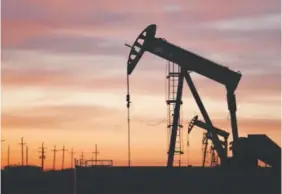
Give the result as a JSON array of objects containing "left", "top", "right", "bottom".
[{"left": 167, "top": 69, "right": 228, "bottom": 167}]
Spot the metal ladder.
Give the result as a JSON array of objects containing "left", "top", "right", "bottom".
[{"left": 166, "top": 61, "right": 183, "bottom": 166}]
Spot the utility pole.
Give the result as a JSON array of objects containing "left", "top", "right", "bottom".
[
  {"left": 51, "top": 145, "right": 58, "bottom": 170},
  {"left": 61, "top": 146, "right": 67, "bottom": 170},
  {"left": 19, "top": 137, "right": 26, "bottom": 166},
  {"left": 70, "top": 148, "right": 75, "bottom": 168},
  {"left": 92, "top": 144, "right": 99, "bottom": 166},
  {"left": 26, "top": 145, "right": 29, "bottom": 165},
  {"left": 7, "top": 145, "right": 10, "bottom": 166},
  {"left": 38, "top": 142, "right": 46, "bottom": 170}
]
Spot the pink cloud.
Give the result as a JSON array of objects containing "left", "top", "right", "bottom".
[
  {"left": 3, "top": 64, "right": 280, "bottom": 102},
  {"left": 2, "top": 67, "right": 76, "bottom": 88},
  {"left": 2, "top": 20, "right": 51, "bottom": 47},
  {"left": 2, "top": 0, "right": 279, "bottom": 49},
  {"left": 189, "top": 72, "right": 281, "bottom": 102}
]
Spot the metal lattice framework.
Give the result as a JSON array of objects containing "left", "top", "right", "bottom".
[{"left": 166, "top": 61, "right": 183, "bottom": 165}]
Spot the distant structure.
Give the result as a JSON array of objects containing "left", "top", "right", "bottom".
[
  {"left": 75, "top": 147, "right": 113, "bottom": 168},
  {"left": 186, "top": 132, "right": 190, "bottom": 166},
  {"left": 210, "top": 145, "right": 218, "bottom": 167},
  {"left": 39, "top": 143, "right": 47, "bottom": 170},
  {"left": 51, "top": 145, "right": 58, "bottom": 170},
  {"left": 202, "top": 133, "right": 219, "bottom": 167},
  {"left": 19, "top": 137, "right": 26, "bottom": 166},
  {"left": 188, "top": 115, "right": 229, "bottom": 167}
]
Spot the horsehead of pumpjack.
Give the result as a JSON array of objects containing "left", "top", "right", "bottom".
[{"left": 127, "top": 24, "right": 157, "bottom": 75}]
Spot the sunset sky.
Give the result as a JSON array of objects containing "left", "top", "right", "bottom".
[{"left": 1, "top": 0, "right": 281, "bottom": 169}]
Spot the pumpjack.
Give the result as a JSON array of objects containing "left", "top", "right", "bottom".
[
  {"left": 188, "top": 115, "right": 229, "bottom": 166},
  {"left": 126, "top": 24, "right": 281, "bottom": 169}
]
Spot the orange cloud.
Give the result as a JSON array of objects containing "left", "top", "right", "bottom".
[
  {"left": 2, "top": 109, "right": 280, "bottom": 169},
  {"left": 2, "top": 65, "right": 164, "bottom": 95},
  {"left": 3, "top": 63, "right": 280, "bottom": 101},
  {"left": 2, "top": 105, "right": 123, "bottom": 131}
]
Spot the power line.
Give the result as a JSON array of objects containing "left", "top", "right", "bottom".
[{"left": 146, "top": 119, "right": 166, "bottom": 126}]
